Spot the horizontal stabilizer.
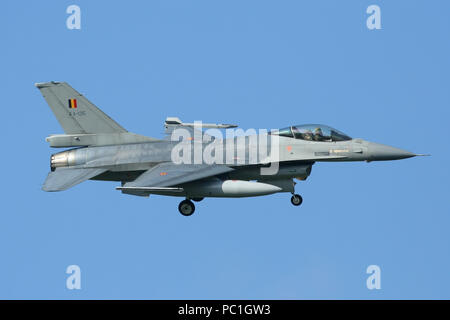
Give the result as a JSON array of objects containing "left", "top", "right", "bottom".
[
  {"left": 42, "top": 167, "right": 107, "bottom": 192},
  {"left": 46, "top": 132, "right": 159, "bottom": 148}
]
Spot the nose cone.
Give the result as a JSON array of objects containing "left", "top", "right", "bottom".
[{"left": 368, "top": 142, "right": 416, "bottom": 161}]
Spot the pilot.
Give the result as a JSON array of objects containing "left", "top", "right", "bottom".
[
  {"left": 314, "top": 127, "right": 324, "bottom": 141},
  {"left": 302, "top": 130, "right": 313, "bottom": 141}
]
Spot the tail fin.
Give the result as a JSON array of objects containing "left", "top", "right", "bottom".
[{"left": 35, "top": 81, "right": 127, "bottom": 134}]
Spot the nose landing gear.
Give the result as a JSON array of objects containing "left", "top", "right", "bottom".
[{"left": 291, "top": 194, "right": 303, "bottom": 206}]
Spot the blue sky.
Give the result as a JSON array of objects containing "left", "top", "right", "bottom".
[{"left": 1, "top": 0, "right": 449, "bottom": 299}]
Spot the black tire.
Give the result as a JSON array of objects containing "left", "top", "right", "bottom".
[
  {"left": 178, "top": 200, "right": 195, "bottom": 216},
  {"left": 291, "top": 194, "right": 303, "bottom": 206},
  {"left": 192, "top": 197, "right": 204, "bottom": 202}
]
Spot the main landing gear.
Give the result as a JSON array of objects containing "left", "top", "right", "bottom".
[
  {"left": 178, "top": 199, "right": 195, "bottom": 216},
  {"left": 291, "top": 194, "right": 303, "bottom": 206},
  {"left": 178, "top": 193, "right": 302, "bottom": 216},
  {"left": 178, "top": 198, "right": 203, "bottom": 216}
]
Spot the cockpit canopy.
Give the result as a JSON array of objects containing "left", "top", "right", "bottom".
[{"left": 270, "top": 124, "right": 352, "bottom": 142}]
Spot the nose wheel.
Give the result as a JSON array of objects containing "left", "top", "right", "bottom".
[
  {"left": 178, "top": 199, "right": 195, "bottom": 216},
  {"left": 291, "top": 194, "right": 303, "bottom": 206}
]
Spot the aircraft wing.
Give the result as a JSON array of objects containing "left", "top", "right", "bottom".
[
  {"left": 42, "top": 167, "right": 107, "bottom": 192},
  {"left": 163, "top": 117, "right": 235, "bottom": 141},
  {"left": 118, "top": 163, "right": 234, "bottom": 192},
  {"left": 163, "top": 125, "right": 216, "bottom": 142}
]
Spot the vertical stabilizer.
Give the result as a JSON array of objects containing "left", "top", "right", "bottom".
[{"left": 35, "top": 81, "right": 127, "bottom": 134}]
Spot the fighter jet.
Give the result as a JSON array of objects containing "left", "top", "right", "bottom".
[{"left": 36, "top": 81, "right": 426, "bottom": 216}]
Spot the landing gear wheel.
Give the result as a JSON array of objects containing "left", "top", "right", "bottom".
[
  {"left": 192, "top": 197, "right": 204, "bottom": 202},
  {"left": 291, "top": 194, "right": 303, "bottom": 206},
  {"left": 178, "top": 199, "right": 195, "bottom": 216}
]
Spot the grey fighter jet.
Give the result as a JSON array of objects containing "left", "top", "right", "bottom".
[{"left": 36, "top": 82, "right": 426, "bottom": 216}]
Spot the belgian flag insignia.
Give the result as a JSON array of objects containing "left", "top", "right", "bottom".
[{"left": 68, "top": 98, "right": 77, "bottom": 109}]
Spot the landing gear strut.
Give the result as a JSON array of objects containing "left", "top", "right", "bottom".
[
  {"left": 178, "top": 199, "right": 195, "bottom": 216},
  {"left": 291, "top": 194, "right": 303, "bottom": 206}
]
